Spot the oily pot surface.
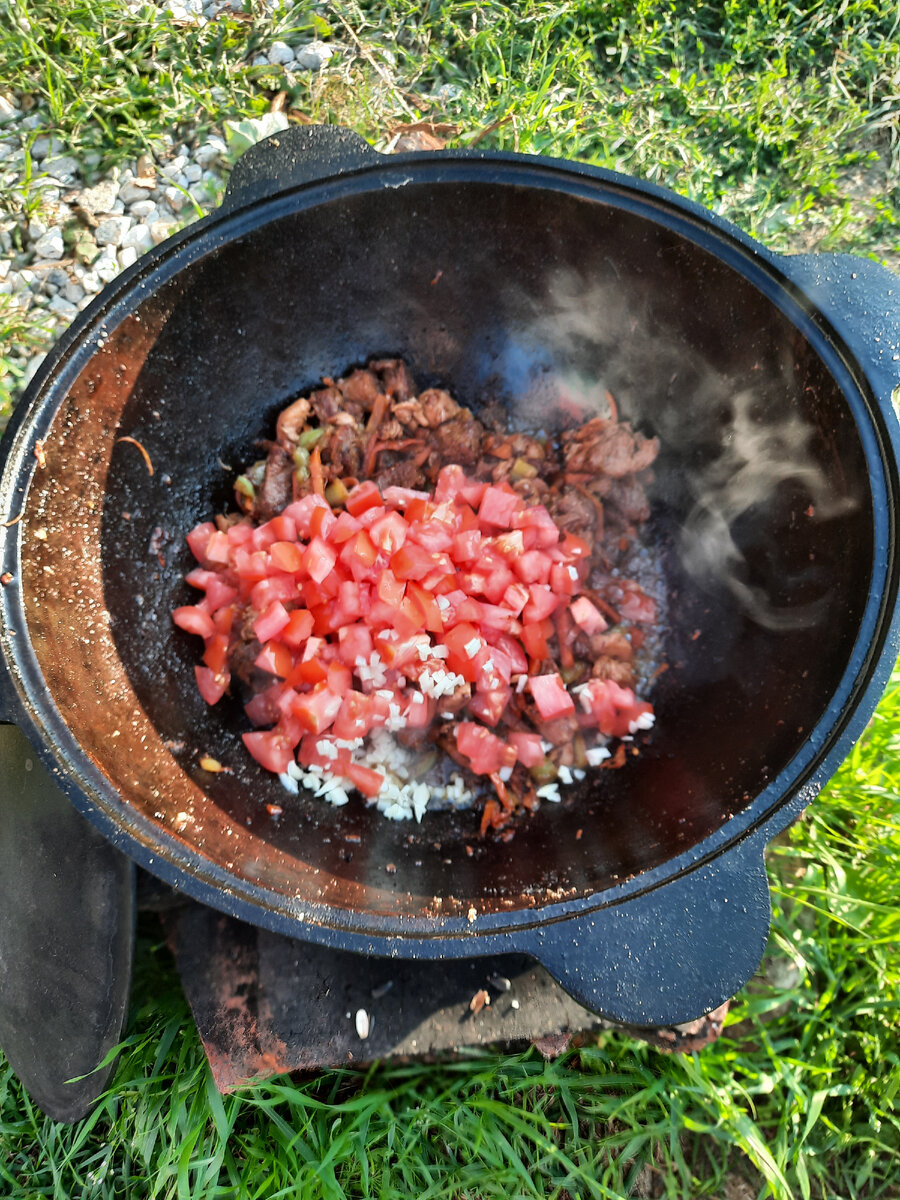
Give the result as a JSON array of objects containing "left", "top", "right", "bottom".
[{"left": 19, "top": 177, "right": 872, "bottom": 925}]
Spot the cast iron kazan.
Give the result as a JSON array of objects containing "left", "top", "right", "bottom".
[{"left": 1, "top": 126, "right": 899, "bottom": 1119}]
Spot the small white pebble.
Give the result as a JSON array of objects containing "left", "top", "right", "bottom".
[
  {"left": 510, "top": 998, "right": 520, "bottom": 1010},
  {"left": 355, "top": 1008, "right": 370, "bottom": 1039}
]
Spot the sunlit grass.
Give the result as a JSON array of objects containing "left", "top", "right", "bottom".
[{"left": 1, "top": 2, "right": 899, "bottom": 1196}]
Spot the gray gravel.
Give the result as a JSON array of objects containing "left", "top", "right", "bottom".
[{"left": 0, "top": 10, "right": 340, "bottom": 408}]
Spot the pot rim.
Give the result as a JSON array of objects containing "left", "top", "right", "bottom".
[{"left": 1, "top": 147, "right": 898, "bottom": 948}]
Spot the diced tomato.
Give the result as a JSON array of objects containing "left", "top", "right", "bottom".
[
  {"left": 615, "top": 585, "right": 657, "bottom": 624},
  {"left": 242, "top": 728, "right": 294, "bottom": 775},
  {"left": 338, "top": 529, "right": 377, "bottom": 579},
  {"left": 549, "top": 562, "right": 579, "bottom": 597},
  {"left": 513, "top": 503, "right": 560, "bottom": 548},
  {"left": 184, "top": 567, "right": 218, "bottom": 591},
  {"left": 333, "top": 691, "right": 377, "bottom": 740},
  {"left": 195, "top": 664, "right": 229, "bottom": 704},
  {"left": 523, "top": 584, "right": 561, "bottom": 624},
  {"left": 283, "top": 493, "right": 330, "bottom": 536},
  {"left": 390, "top": 542, "right": 436, "bottom": 581},
  {"left": 569, "top": 595, "right": 608, "bottom": 636},
  {"left": 245, "top": 688, "right": 278, "bottom": 727},
  {"left": 186, "top": 521, "right": 217, "bottom": 563},
  {"left": 509, "top": 731, "right": 544, "bottom": 767},
  {"left": 286, "top": 657, "right": 328, "bottom": 687},
  {"left": 486, "top": 631, "right": 529, "bottom": 675},
  {"left": 309, "top": 504, "right": 335, "bottom": 541},
  {"left": 459, "top": 478, "right": 487, "bottom": 508},
  {"left": 478, "top": 485, "right": 520, "bottom": 528},
  {"left": 269, "top": 540, "right": 304, "bottom": 574},
  {"left": 204, "top": 529, "right": 231, "bottom": 564},
  {"left": 403, "top": 691, "right": 433, "bottom": 729},
  {"left": 502, "top": 582, "right": 530, "bottom": 615},
  {"left": 297, "top": 735, "right": 350, "bottom": 772},
  {"left": 443, "top": 622, "right": 483, "bottom": 682},
  {"left": 255, "top": 642, "right": 293, "bottom": 678},
  {"left": 280, "top": 608, "right": 315, "bottom": 649},
  {"left": 330, "top": 579, "right": 363, "bottom": 627},
  {"left": 407, "top": 581, "right": 444, "bottom": 634},
  {"left": 560, "top": 532, "right": 591, "bottom": 561},
  {"left": 341, "top": 761, "right": 384, "bottom": 799},
  {"left": 225, "top": 521, "right": 254, "bottom": 548},
  {"left": 580, "top": 678, "right": 654, "bottom": 738},
  {"left": 434, "top": 464, "right": 467, "bottom": 503},
  {"left": 528, "top": 672, "right": 575, "bottom": 720},
  {"left": 327, "top": 661, "right": 353, "bottom": 693},
  {"left": 376, "top": 568, "right": 406, "bottom": 608},
  {"left": 303, "top": 536, "right": 338, "bottom": 584},
  {"left": 290, "top": 686, "right": 343, "bottom": 734},
  {"left": 203, "top": 633, "right": 229, "bottom": 674},
  {"left": 369, "top": 510, "right": 408, "bottom": 555},
  {"left": 254, "top": 600, "right": 291, "bottom": 644},
  {"left": 338, "top": 622, "right": 374, "bottom": 668},
  {"left": 456, "top": 721, "right": 516, "bottom": 775},
  {"left": 173, "top": 605, "right": 216, "bottom": 639},
  {"left": 345, "top": 479, "right": 383, "bottom": 517},
  {"left": 469, "top": 682, "right": 510, "bottom": 727},
  {"left": 250, "top": 574, "right": 299, "bottom": 614},
  {"left": 266, "top": 513, "right": 297, "bottom": 543},
  {"left": 513, "top": 550, "right": 551, "bottom": 586},
  {"left": 410, "top": 519, "right": 454, "bottom": 553},
  {"left": 521, "top": 619, "right": 552, "bottom": 662},
  {"left": 212, "top": 604, "right": 235, "bottom": 635},
  {"left": 233, "top": 548, "right": 269, "bottom": 585},
  {"left": 451, "top": 529, "right": 481, "bottom": 562},
  {"left": 201, "top": 577, "right": 239, "bottom": 613},
  {"left": 382, "top": 485, "right": 430, "bottom": 508}
]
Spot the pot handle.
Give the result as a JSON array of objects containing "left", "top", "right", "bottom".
[
  {"left": 524, "top": 838, "right": 770, "bottom": 1027},
  {"left": 0, "top": 722, "right": 135, "bottom": 1122},
  {"left": 774, "top": 252, "right": 900, "bottom": 401},
  {"left": 220, "top": 124, "right": 381, "bottom": 213}
]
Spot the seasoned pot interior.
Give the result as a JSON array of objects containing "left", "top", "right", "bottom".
[{"left": 22, "top": 177, "right": 873, "bottom": 920}]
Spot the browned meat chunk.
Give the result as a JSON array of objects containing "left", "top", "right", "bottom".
[
  {"left": 371, "top": 358, "right": 416, "bottom": 401},
  {"left": 275, "top": 396, "right": 311, "bottom": 448},
  {"left": 591, "top": 658, "right": 635, "bottom": 687},
  {"left": 432, "top": 414, "right": 484, "bottom": 467},
  {"left": 535, "top": 714, "right": 580, "bottom": 747},
  {"left": 605, "top": 477, "right": 651, "bottom": 524},
  {"left": 256, "top": 443, "right": 294, "bottom": 520},
  {"left": 419, "top": 388, "right": 461, "bottom": 426},
  {"left": 338, "top": 369, "right": 382, "bottom": 411},
  {"left": 326, "top": 424, "right": 365, "bottom": 478},
  {"left": 589, "top": 629, "right": 634, "bottom": 660},
  {"left": 310, "top": 385, "right": 344, "bottom": 423},
  {"left": 564, "top": 418, "right": 659, "bottom": 478},
  {"left": 374, "top": 460, "right": 425, "bottom": 490},
  {"left": 547, "top": 487, "right": 600, "bottom": 544}
]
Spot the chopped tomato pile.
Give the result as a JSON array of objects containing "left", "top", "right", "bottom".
[{"left": 175, "top": 465, "right": 655, "bottom": 824}]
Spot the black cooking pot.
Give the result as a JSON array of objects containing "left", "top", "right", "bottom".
[{"left": 2, "top": 126, "right": 899, "bottom": 1113}]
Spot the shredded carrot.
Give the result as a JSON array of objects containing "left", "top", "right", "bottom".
[
  {"left": 554, "top": 609, "right": 575, "bottom": 670},
  {"left": 489, "top": 771, "right": 515, "bottom": 812},
  {"left": 480, "top": 798, "right": 500, "bottom": 836},
  {"left": 309, "top": 444, "right": 325, "bottom": 497},
  {"left": 116, "top": 436, "right": 154, "bottom": 477}
]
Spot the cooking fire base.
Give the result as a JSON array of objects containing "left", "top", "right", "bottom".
[{"left": 161, "top": 896, "right": 729, "bottom": 1091}]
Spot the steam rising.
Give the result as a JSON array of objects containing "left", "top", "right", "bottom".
[
  {"left": 677, "top": 390, "right": 854, "bottom": 631},
  {"left": 501, "top": 268, "right": 855, "bottom": 632}
]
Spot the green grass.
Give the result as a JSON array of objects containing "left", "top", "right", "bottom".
[
  {"left": 1, "top": 1, "right": 900, "bottom": 1196},
  {"left": 2, "top": 669, "right": 899, "bottom": 1198}
]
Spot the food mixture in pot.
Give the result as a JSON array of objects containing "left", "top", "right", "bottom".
[{"left": 174, "top": 359, "right": 662, "bottom": 833}]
